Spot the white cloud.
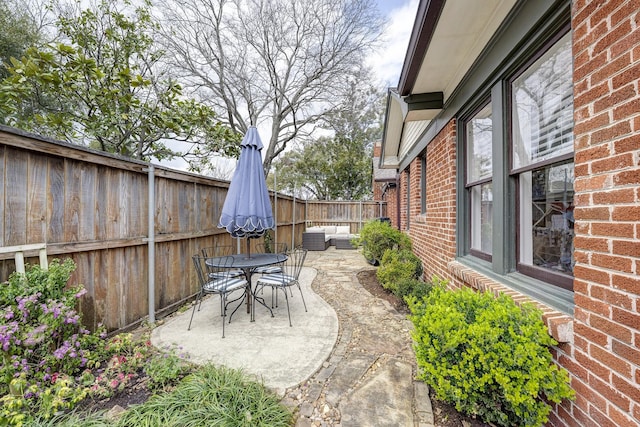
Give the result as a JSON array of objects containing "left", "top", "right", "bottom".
[{"left": 368, "top": 0, "right": 419, "bottom": 87}]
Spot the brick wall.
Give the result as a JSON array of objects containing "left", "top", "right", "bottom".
[
  {"left": 385, "top": 186, "right": 399, "bottom": 228},
  {"left": 399, "top": 170, "right": 409, "bottom": 230},
  {"left": 566, "top": 0, "right": 640, "bottom": 425},
  {"left": 373, "top": 181, "right": 384, "bottom": 200},
  {"left": 406, "top": 120, "right": 457, "bottom": 281}
]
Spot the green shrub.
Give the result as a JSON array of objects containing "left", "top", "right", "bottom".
[
  {"left": 352, "top": 220, "right": 411, "bottom": 265},
  {"left": 396, "top": 278, "right": 433, "bottom": 301},
  {"left": 0, "top": 259, "right": 77, "bottom": 306},
  {"left": 117, "top": 364, "right": 293, "bottom": 426},
  {"left": 144, "top": 345, "right": 192, "bottom": 392},
  {"left": 408, "top": 285, "right": 574, "bottom": 427},
  {"left": 376, "top": 249, "right": 423, "bottom": 294}
]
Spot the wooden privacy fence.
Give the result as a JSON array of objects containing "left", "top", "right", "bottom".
[
  {"left": 304, "top": 200, "right": 387, "bottom": 233},
  {"left": 0, "top": 127, "right": 385, "bottom": 332}
]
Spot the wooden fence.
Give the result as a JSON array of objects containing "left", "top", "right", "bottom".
[
  {"left": 0, "top": 127, "right": 384, "bottom": 332},
  {"left": 304, "top": 200, "right": 387, "bottom": 233}
]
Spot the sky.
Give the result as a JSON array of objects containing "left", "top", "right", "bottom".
[
  {"left": 371, "top": 0, "right": 419, "bottom": 86},
  {"left": 160, "top": 0, "right": 419, "bottom": 174}
]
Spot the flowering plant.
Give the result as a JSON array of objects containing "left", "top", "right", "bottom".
[{"left": 0, "top": 259, "right": 104, "bottom": 424}]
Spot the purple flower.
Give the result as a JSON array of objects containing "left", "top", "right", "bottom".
[
  {"left": 0, "top": 322, "right": 18, "bottom": 352},
  {"left": 53, "top": 342, "right": 71, "bottom": 359},
  {"left": 75, "top": 288, "right": 87, "bottom": 298},
  {"left": 64, "top": 314, "right": 80, "bottom": 325},
  {"left": 23, "top": 324, "right": 47, "bottom": 347}
]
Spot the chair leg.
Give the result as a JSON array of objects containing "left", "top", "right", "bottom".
[
  {"left": 188, "top": 291, "right": 203, "bottom": 331},
  {"left": 282, "top": 287, "right": 292, "bottom": 327},
  {"left": 297, "top": 283, "right": 308, "bottom": 312},
  {"left": 221, "top": 293, "right": 226, "bottom": 338}
]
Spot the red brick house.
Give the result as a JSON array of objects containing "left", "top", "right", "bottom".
[{"left": 379, "top": 1, "right": 639, "bottom": 426}]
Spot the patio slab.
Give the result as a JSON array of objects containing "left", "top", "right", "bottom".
[{"left": 151, "top": 267, "right": 338, "bottom": 396}]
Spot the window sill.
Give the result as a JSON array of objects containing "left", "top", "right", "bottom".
[{"left": 448, "top": 258, "right": 574, "bottom": 343}]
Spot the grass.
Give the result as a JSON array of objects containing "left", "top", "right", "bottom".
[{"left": 29, "top": 365, "right": 293, "bottom": 427}]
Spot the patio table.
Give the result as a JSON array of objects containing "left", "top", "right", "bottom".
[{"left": 206, "top": 253, "right": 287, "bottom": 322}]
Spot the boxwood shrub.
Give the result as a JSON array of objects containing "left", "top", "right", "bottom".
[
  {"left": 376, "top": 249, "right": 423, "bottom": 295},
  {"left": 352, "top": 220, "right": 411, "bottom": 265},
  {"left": 408, "top": 285, "right": 574, "bottom": 427}
]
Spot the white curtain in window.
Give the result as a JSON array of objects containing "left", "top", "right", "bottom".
[{"left": 512, "top": 33, "right": 573, "bottom": 169}]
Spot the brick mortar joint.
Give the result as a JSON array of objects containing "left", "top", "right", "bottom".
[{"left": 447, "top": 261, "right": 574, "bottom": 343}]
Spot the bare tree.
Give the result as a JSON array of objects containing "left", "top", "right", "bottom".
[{"left": 156, "top": 0, "right": 384, "bottom": 175}]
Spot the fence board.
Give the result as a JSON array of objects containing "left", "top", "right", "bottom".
[
  {"left": 6, "top": 148, "right": 28, "bottom": 245},
  {"left": 80, "top": 163, "right": 97, "bottom": 241},
  {"left": 47, "top": 157, "right": 65, "bottom": 241},
  {"left": 95, "top": 168, "right": 108, "bottom": 241},
  {"left": 28, "top": 155, "right": 48, "bottom": 243}
]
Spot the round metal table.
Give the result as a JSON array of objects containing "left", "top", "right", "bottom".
[{"left": 206, "top": 253, "right": 287, "bottom": 321}]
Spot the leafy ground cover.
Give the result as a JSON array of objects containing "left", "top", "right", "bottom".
[{"left": 0, "top": 260, "right": 291, "bottom": 426}]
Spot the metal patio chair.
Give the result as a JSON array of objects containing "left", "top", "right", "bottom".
[
  {"left": 254, "top": 242, "right": 288, "bottom": 275},
  {"left": 189, "top": 255, "right": 248, "bottom": 338},
  {"left": 256, "top": 248, "right": 308, "bottom": 326},
  {"left": 201, "top": 245, "right": 244, "bottom": 279}
]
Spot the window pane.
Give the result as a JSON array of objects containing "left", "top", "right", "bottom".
[
  {"left": 471, "top": 183, "right": 493, "bottom": 254},
  {"left": 467, "top": 104, "right": 493, "bottom": 183},
  {"left": 520, "top": 161, "right": 574, "bottom": 275},
  {"left": 512, "top": 32, "right": 573, "bottom": 169}
]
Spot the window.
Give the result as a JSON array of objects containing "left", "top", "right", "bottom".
[
  {"left": 465, "top": 103, "right": 493, "bottom": 258},
  {"left": 511, "top": 32, "right": 574, "bottom": 289}
]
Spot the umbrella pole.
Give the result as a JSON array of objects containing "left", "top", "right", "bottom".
[{"left": 246, "top": 238, "right": 251, "bottom": 259}]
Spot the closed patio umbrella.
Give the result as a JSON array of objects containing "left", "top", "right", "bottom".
[{"left": 218, "top": 126, "right": 275, "bottom": 258}]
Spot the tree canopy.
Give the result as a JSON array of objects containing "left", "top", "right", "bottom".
[
  {"left": 0, "top": 0, "right": 42, "bottom": 80},
  {"left": 271, "top": 78, "right": 385, "bottom": 200},
  {"left": 0, "top": 0, "right": 239, "bottom": 162},
  {"left": 157, "top": 0, "right": 385, "bottom": 175}
]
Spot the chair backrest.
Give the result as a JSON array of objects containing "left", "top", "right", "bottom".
[
  {"left": 193, "top": 254, "right": 235, "bottom": 288},
  {"left": 256, "top": 242, "right": 288, "bottom": 254},
  {"left": 283, "top": 248, "right": 307, "bottom": 280},
  {"left": 192, "top": 255, "right": 207, "bottom": 288},
  {"left": 201, "top": 245, "right": 234, "bottom": 258}
]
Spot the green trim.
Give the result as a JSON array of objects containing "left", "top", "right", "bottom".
[
  {"left": 406, "top": 92, "right": 444, "bottom": 112},
  {"left": 399, "top": 0, "right": 571, "bottom": 172},
  {"left": 456, "top": 255, "right": 574, "bottom": 315},
  {"left": 490, "top": 82, "right": 516, "bottom": 275}
]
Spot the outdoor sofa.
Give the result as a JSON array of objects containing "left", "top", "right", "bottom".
[{"left": 302, "top": 225, "right": 357, "bottom": 250}]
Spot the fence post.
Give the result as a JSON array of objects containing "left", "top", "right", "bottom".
[
  {"left": 292, "top": 189, "right": 296, "bottom": 250},
  {"left": 144, "top": 165, "right": 156, "bottom": 324}
]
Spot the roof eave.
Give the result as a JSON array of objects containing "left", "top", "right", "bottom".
[{"left": 397, "top": 0, "right": 446, "bottom": 96}]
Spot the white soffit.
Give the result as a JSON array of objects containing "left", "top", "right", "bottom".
[
  {"left": 381, "top": 92, "right": 405, "bottom": 168},
  {"left": 399, "top": 120, "right": 430, "bottom": 159},
  {"left": 412, "top": 0, "right": 518, "bottom": 100}
]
